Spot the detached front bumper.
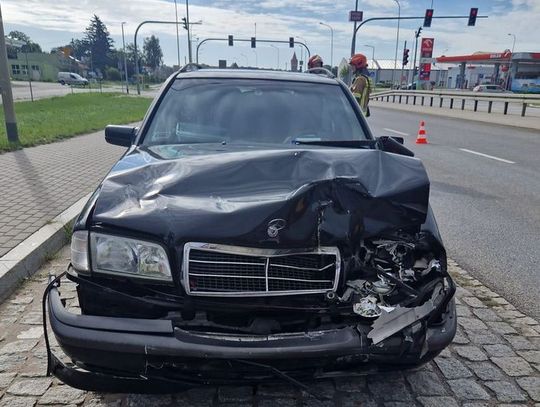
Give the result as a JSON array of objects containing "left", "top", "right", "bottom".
[{"left": 44, "top": 276, "right": 456, "bottom": 393}]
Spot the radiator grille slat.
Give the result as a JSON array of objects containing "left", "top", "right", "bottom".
[{"left": 183, "top": 244, "right": 340, "bottom": 297}]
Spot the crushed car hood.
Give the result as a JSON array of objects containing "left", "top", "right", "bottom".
[{"left": 91, "top": 144, "right": 430, "bottom": 248}]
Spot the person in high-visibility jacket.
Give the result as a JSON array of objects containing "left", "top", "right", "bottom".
[{"left": 349, "top": 53, "right": 372, "bottom": 117}]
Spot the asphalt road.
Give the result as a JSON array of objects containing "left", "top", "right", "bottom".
[
  {"left": 368, "top": 107, "right": 540, "bottom": 319},
  {"left": 9, "top": 81, "right": 126, "bottom": 101}
]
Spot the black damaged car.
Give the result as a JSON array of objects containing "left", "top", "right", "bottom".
[{"left": 43, "top": 66, "right": 456, "bottom": 393}]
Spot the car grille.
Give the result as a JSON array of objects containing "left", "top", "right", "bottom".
[{"left": 183, "top": 243, "right": 340, "bottom": 296}]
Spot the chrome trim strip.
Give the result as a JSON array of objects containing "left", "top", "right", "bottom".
[
  {"left": 269, "top": 263, "right": 335, "bottom": 272},
  {"left": 189, "top": 259, "right": 266, "bottom": 266},
  {"left": 182, "top": 242, "right": 341, "bottom": 297}
]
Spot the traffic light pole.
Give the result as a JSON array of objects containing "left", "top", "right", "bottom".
[
  {"left": 196, "top": 38, "right": 310, "bottom": 65},
  {"left": 399, "top": 40, "right": 406, "bottom": 88},
  {"left": 411, "top": 28, "right": 421, "bottom": 85},
  {"left": 134, "top": 20, "right": 185, "bottom": 95},
  {"left": 350, "top": 14, "right": 488, "bottom": 57}
]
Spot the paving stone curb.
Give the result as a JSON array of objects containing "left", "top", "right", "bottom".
[{"left": 0, "top": 194, "right": 90, "bottom": 304}]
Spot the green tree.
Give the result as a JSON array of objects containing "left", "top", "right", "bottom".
[
  {"left": 143, "top": 35, "right": 163, "bottom": 70},
  {"left": 84, "top": 15, "right": 114, "bottom": 71},
  {"left": 8, "top": 30, "right": 42, "bottom": 53}
]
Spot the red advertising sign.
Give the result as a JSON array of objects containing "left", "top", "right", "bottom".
[{"left": 419, "top": 38, "right": 434, "bottom": 80}]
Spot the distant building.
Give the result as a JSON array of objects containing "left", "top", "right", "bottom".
[
  {"left": 7, "top": 51, "right": 72, "bottom": 82},
  {"left": 291, "top": 52, "right": 298, "bottom": 72}
]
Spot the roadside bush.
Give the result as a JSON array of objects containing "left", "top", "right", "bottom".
[{"left": 105, "top": 67, "right": 121, "bottom": 81}]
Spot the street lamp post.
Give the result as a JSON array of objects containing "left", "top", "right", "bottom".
[
  {"left": 319, "top": 22, "right": 334, "bottom": 68},
  {"left": 174, "top": 0, "right": 181, "bottom": 67},
  {"left": 392, "top": 0, "right": 401, "bottom": 88},
  {"left": 252, "top": 50, "right": 258, "bottom": 67},
  {"left": 240, "top": 53, "right": 249, "bottom": 66},
  {"left": 506, "top": 33, "right": 516, "bottom": 90},
  {"left": 270, "top": 45, "right": 279, "bottom": 70},
  {"left": 296, "top": 36, "right": 307, "bottom": 70},
  {"left": 364, "top": 44, "right": 375, "bottom": 62},
  {"left": 508, "top": 33, "right": 516, "bottom": 53},
  {"left": 121, "top": 22, "right": 129, "bottom": 94},
  {"left": 0, "top": 4, "right": 18, "bottom": 142}
]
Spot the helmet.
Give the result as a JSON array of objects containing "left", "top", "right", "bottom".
[
  {"left": 350, "top": 53, "right": 368, "bottom": 69},
  {"left": 308, "top": 54, "right": 324, "bottom": 69}
]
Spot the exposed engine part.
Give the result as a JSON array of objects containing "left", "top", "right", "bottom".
[
  {"left": 353, "top": 296, "right": 381, "bottom": 318},
  {"left": 343, "top": 233, "right": 444, "bottom": 323}
]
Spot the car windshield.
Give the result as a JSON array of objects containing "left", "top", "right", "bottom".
[{"left": 142, "top": 77, "right": 367, "bottom": 146}]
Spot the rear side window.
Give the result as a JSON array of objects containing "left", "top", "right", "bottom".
[{"left": 143, "top": 78, "right": 367, "bottom": 146}]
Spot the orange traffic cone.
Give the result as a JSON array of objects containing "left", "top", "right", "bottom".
[{"left": 416, "top": 120, "right": 428, "bottom": 144}]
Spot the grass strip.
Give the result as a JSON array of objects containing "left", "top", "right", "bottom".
[{"left": 0, "top": 93, "right": 152, "bottom": 152}]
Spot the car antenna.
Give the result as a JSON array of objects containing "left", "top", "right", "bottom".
[{"left": 233, "top": 359, "right": 331, "bottom": 402}]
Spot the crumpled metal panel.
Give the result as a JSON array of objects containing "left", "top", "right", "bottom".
[{"left": 91, "top": 145, "right": 430, "bottom": 248}]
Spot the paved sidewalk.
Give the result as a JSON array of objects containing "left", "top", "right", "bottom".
[
  {"left": 369, "top": 100, "right": 540, "bottom": 131},
  {"left": 0, "top": 250, "right": 539, "bottom": 406},
  {"left": 0, "top": 131, "right": 124, "bottom": 257}
]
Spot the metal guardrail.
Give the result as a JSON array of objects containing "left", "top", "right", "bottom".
[{"left": 370, "top": 90, "right": 540, "bottom": 117}]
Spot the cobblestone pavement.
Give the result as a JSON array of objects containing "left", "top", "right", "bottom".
[
  {"left": 0, "top": 132, "right": 124, "bottom": 256},
  {"left": 1, "top": 247, "right": 539, "bottom": 406}
]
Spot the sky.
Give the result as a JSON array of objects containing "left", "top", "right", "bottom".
[{"left": 2, "top": 0, "right": 539, "bottom": 69}]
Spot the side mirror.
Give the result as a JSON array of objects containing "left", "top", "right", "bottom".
[
  {"left": 376, "top": 136, "right": 414, "bottom": 157},
  {"left": 105, "top": 125, "right": 136, "bottom": 147}
]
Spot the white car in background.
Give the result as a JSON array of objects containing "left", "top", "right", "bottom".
[
  {"left": 472, "top": 84, "right": 509, "bottom": 93},
  {"left": 57, "top": 72, "right": 88, "bottom": 86}
]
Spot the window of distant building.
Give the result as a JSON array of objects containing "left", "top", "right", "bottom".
[{"left": 11, "top": 64, "right": 20, "bottom": 75}]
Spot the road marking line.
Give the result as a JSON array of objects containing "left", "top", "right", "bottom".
[
  {"left": 459, "top": 148, "right": 515, "bottom": 164},
  {"left": 383, "top": 128, "right": 409, "bottom": 136}
]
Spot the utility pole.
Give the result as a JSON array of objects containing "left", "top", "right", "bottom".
[
  {"left": 185, "top": 0, "right": 192, "bottom": 63},
  {"left": 0, "top": 5, "right": 19, "bottom": 143},
  {"left": 391, "top": 0, "right": 401, "bottom": 88},
  {"left": 400, "top": 40, "right": 407, "bottom": 88},
  {"left": 351, "top": 0, "right": 358, "bottom": 55},
  {"left": 411, "top": 27, "right": 422, "bottom": 85},
  {"left": 121, "top": 22, "right": 129, "bottom": 94},
  {"left": 174, "top": 0, "right": 181, "bottom": 67}
]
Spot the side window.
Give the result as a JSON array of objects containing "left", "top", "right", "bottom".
[{"left": 70, "top": 74, "right": 77, "bottom": 79}]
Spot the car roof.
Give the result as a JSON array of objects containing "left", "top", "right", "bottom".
[{"left": 175, "top": 69, "right": 339, "bottom": 85}]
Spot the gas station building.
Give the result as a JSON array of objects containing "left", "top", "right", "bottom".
[{"left": 435, "top": 51, "right": 540, "bottom": 93}]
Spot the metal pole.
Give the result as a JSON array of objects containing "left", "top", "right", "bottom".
[
  {"left": 270, "top": 45, "right": 279, "bottom": 69},
  {"left": 121, "top": 22, "right": 129, "bottom": 94},
  {"left": 392, "top": 0, "right": 401, "bottom": 87},
  {"left": 185, "top": 0, "right": 192, "bottom": 63},
  {"left": 412, "top": 28, "right": 420, "bottom": 85},
  {"left": 400, "top": 40, "right": 406, "bottom": 88},
  {"left": 24, "top": 47, "right": 33, "bottom": 101},
  {"left": 174, "top": 0, "right": 181, "bottom": 67},
  {"left": 364, "top": 45, "right": 375, "bottom": 62},
  {"left": 319, "top": 22, "right": 334, "bottom": 68},
  {"left": 0, "top": 5, "right": 18, "bottom": 142},
  {"left": 351, "top": 0, "right": 358, "bottom": 55}
]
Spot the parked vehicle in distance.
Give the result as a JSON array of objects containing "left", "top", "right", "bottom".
[
  {"left": 44, "top": 66, "right": 456, "bottom": 394},
  {"left": 57, "top": 72, "right": 88, "bottom": 86},
  {"left": 472, "top": 84, "right": 509, "bottom": 93}
]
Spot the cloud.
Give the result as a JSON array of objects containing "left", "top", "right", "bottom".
[{"left": 1, "top": 0, "right": 539, "bottom": 67}]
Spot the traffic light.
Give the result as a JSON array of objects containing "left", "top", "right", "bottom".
[
  {"left": 182, "top": 17, "right": 188, "bottom": 30},
  {"left": 228, "top": 35, "right": 233, "bottom": 46},
  {"left": 423, "top": 9, "right": 433, "bottom": 27},
  {"left": 251, "top": 37, "right": 256, "bottom": 48},
  {"left": 468, "top": 8, "right": 478, "bottom": 26},
  {"left": 289, "top": 37, "right": 294, "bottom": 48},
  {"left": 402, "top": 48, "right": 410, "bottom": 66},
  {"left": 415, "top": 27, "right": 423, "bottom": 39}
]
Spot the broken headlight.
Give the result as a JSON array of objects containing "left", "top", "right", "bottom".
[{"left": 89, "top": 232, "right": 172, "bottom": 282}]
